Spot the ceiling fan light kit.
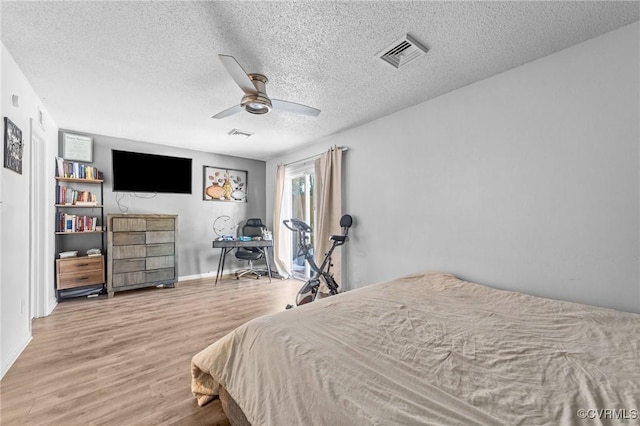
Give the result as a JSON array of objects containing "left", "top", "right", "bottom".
[
  {"left": 213, "top": 54, "right": 320, "bottom": 119},
  {"left": 241, "top": 74, "right": 272, "bottom": 115}
]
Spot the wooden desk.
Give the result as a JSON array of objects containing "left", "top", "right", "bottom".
[{"left": 213, "top": 239, "right": 273, "bottom": 284}]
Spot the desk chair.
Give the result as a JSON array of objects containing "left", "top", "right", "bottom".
[{"left": 235, "top": 218, "right": 266, "bottom": 279}]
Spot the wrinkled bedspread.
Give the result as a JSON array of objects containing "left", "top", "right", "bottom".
[{"left": 191, "top": 271, "right": 640, "bottom": 425}]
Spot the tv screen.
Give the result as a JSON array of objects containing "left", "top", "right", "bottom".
[{"left": 112, "top": 150, "right": 192, "bottom": 194}]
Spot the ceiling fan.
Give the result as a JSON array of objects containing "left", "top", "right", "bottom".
[{"left": 212, "top": 54, "right": 321, "bottom": 119}]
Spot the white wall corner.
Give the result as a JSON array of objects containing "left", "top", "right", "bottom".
[{"left": 0, "top": 334, "right": 31, "bottom": 380}]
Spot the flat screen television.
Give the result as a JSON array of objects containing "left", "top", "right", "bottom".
[{"left": 111, "top": 149, "right": 192, "bottom": 194}]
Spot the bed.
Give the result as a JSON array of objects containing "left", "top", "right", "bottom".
[{"left": 191, "top": 271, "right": 640, "bottom": 425}]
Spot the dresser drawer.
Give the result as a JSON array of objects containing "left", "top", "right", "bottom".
[
  {"left": 112, "top": 245, "right": 146, "bottom": 259},
  {"left": 112, "top": 258, "right": 146, "bottom": 273},
  {"left": 113, "top": 232, "right": 145, "bottom": 246},
  {"left": 58, "top": 269, "right": 105, "bottom": 289},
  {"left": 146, "top": 268, "right": 175, "bottom": 282},
  {"left": 112, "top": 218, "right": 146, "bottom": 232},
  {"left": 147, "top": 255, "right": 175, "bottom": 270},
  {"left": 146, "top": 218, "right": 175, "bottom": 231},
  {"left": 146, "top": 231, "right": 175, "bottom": 244},
  {"left": 112, "top": 268, "right": 174, "bottom": 287},
  {"left": 112, "top": 271, "right": 145, "bottom": 287},
  {"left": 58, "top": 256, "right": 104, "bottom": 273},
  {"left": 146, "top": 243, "right": 174, "bottom": 257}
]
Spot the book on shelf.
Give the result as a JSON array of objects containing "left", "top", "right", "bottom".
[
  {"left": 56, "top": 157, "right": 64, "bottom": 177},
  {"left": 55, "top": 157, "right": 103, "bottom": 180},
  {"left": 56, "top": 185, "right": 98, "bottom": 205},
  {"left": 57, "top": 212, "right": 98, "bottom": 232}
]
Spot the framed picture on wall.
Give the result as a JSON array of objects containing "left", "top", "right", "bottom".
[
  {"left": 4, "top": 117, "right": 23, "bottom": 174},
  {"left": 203, "top": 166, "right": 248, "bottom": 202},
  {"left": 62, "top": 132, "right": 93, "bottom": 162}
]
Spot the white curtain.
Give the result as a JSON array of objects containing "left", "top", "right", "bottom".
[
  {"left": 273, "top": 164, "right": 292, "bottom": 278},
  {"left": 314, "top": 147, "right": 343, "bottom": 292}
]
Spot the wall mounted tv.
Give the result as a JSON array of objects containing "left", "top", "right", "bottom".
[{"left": 112, "top": 149, "right": 192, "bottom": 194}]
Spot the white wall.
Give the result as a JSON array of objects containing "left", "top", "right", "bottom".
[
  {"left": 267, "top": 22, "right": 640, "bottom": 313},
  {"left": 1, "top": 43, "right": 59, "bottom": 378}
]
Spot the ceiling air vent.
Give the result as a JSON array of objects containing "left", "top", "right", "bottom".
[
  {"left": 377, "top": 34, "right": 428, "bottom": 69},
  {"left": 228, "top": 128, "right": 253, "bottom": 138}
]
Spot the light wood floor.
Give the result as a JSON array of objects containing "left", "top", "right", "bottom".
[{"left": 0, "top": 276, "right": 302, "bottom": 426}]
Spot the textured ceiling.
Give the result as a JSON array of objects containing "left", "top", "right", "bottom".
[{"left": 2, "top": 1, "right": 639, "bottom": 160}]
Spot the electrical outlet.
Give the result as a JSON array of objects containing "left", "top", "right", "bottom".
[{"left": 20, "top": 299, "right": 26, "bottom": 314}]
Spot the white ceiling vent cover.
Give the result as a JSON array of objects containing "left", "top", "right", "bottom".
[
  {"left": 377, "top": 34, "right": 428, "bottom": 69},
  {"left": 228, "top": 128, "right": 253, "bottom": 138}
]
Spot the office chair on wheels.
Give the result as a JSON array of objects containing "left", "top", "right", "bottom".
[{"left": 235, "top": 218, "right": 266, "bottom": 279}]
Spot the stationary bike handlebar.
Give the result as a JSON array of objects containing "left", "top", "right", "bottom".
[
  {"left": 283, "top": 215, "right": 353, "bottom": 240},
  {"left": 283, "top": 218, "right": 312, "bottom": 233},
  {"left": 283, "top": 218, "right": 316, "bottom": 269}
]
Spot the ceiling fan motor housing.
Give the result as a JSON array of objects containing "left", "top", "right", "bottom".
[
  {"left": 213, "top": 55, "right": 320, "bottom": 118},
  {"left": 241, "top": 74, "right": 272, "bottom": 114}
]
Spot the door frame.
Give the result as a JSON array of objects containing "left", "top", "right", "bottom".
[
  {"left": 286, "top": 162, "right": 315, "bottom": 279},
  {"left": 29, "top": 120, "right": 47, "bottom": 319}
]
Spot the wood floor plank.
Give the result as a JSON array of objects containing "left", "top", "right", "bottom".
[{"left": 0, "top": 276, "right": 302, "bottom": 425}]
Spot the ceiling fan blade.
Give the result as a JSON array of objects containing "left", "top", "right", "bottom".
[
  {"left": 218, "top": 54, "right": 257, "bottom": 95},
  {"left": 212, "top": 104, "right": 243, "bottom": 119},
  {"left": 271, "top": 99, "right": 321, "bottom": 117}
]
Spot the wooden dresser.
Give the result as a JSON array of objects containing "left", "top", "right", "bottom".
[{"left": 106, "top": 214, "right": 178, "bottom": 297}]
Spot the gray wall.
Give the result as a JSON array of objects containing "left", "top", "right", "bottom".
[
  {"left": 58, "top": 131, "right": 267, "bottom": 278},
  {"left": 267, "top": 22, "right": 640, "bottom": 313}
]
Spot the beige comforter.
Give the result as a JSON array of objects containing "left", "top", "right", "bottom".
[{"left": 191, "top": 271, "right": 640, "bottom": 425}]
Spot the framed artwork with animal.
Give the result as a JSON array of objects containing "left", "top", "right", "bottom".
[{"left": 203, "top": 166, "right": 248, "bottom": 202}]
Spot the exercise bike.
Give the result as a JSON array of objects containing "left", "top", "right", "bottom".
[{"left": 283, "top": 214, "right": 353, "bottom": 309}]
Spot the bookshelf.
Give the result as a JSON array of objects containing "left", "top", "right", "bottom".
[{"left": 54, "top": 158, "right": 105, "bottom": 301}]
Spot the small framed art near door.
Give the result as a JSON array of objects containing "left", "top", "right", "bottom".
[{"left": 4, "top": 117, "right": 23, "bottom": 174}]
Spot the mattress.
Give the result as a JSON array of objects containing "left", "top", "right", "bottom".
[{"left": 191, "top": 271, "right": 640, "bottom": 425}]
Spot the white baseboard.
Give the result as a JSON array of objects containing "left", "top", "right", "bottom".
[
  {"left": 178, "top": 271, "right": 217, "bottom": 281},
  {"left": 46, "top": 296, "right": 57, "bottom": 316},
  {"left": 1, "top": 333, "right": 32, "bottom": 380},
  {"left": 179, "top": 268, "right": 244, "bottom": 282}
]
